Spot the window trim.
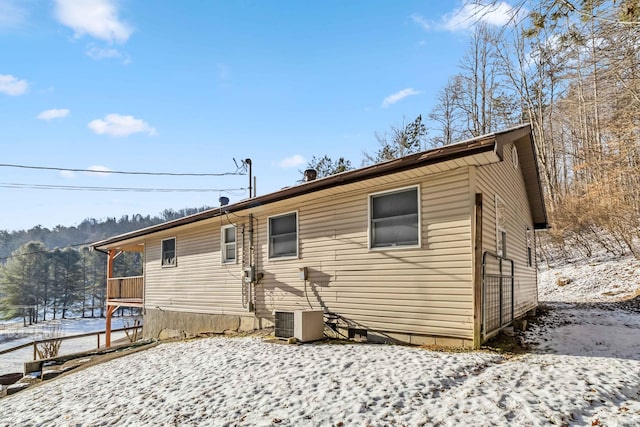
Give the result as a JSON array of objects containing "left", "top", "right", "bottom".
[
  {"left": 526, "top": 225, "right": 533, "bottom": 267},
  {"left": 267, "top": 211, "right": 299, "bottom": 260},
  {"left": 221, "top": 224, "right": 237, "bottom": 264},
  {"left": 161, "top": 237, "right": 177, "bottom": 268},
  {"left": 495, "top": 195, "right": 507, "bottom": 258},
  {"left": 368, "top": 185, "right": 421, "bottom": 251}
]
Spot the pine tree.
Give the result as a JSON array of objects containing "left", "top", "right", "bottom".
[{"left": 0, "top": 242, "right": 50, "bottom": 319}]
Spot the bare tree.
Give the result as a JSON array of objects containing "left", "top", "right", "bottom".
[
  {"left": 429, "top": 77, "right": 463, "bottom": 147},
  {"left": 364, "top": 115, "right": 428, "bottom": 164}
]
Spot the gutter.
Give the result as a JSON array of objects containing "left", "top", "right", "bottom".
[{"left": 91, "top": 139, "right": 498, "bottom": 250}]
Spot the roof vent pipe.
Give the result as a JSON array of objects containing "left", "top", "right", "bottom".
[
  {"left": 304, "top": 169, "right": 317, "bottom": 182},
  {"left": 219, "top": 196, "right": 230, "bottom": 206}
]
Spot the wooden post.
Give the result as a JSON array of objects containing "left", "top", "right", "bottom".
[
  {"left": 106, "top": 305, "right": 118, "bottom": 348},
  {"left": 106, "top": 307, "right": 111, "bottom": 348},
  {"left": 473, "top": 193, "right": 483, "bottom": 349},
  {"left": 107, "top": 249, "right": 115, "bottom": 282},
  {"left": 106, "top": 249, "right": 115, "bottom": 348},
  {"left": 33, "top": 342, "right": 37, "bottom": 361}
]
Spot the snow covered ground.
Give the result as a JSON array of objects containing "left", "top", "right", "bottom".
[
  {"left": 0, "top": 317, "right": 135, "bottom": 375},
  {"left": 538, "top": 255, "right": 640, "bottom": 302},
  {"left": 0, "top": 256, "right": 639, "bottom": 426}
]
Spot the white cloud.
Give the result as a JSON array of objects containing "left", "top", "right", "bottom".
[
  {"left": 88, "top": 114, "right": 156, "bottom": 137},
  {"left": 60, "top": 165, "right": 112, "bottom": 178},
  {"left": 441, "top": 1, "right": 525, "bottom": 32},
  {"left": 54, "top": 0, "right": 133, "bottom": 43},
  {"left": 411, "top": 14, "right": 430, "bottom": 31},
  {"left": 86, "top": 46, "right": 121, "bottom": 59},
  {"left": 0, "top": 0, "right": 28, "bottom": 29},
  {"left": 86, "top": 165, "right": 112, "bottom": 176},
  {"left": 278, "top": 155, "right": 306, "bottom": 168},
  {"left": 0, "top": 74, "right": 28, "bottom": 95},
  {"left": 86, "top": 46, "right": 131, "bottom": 64},
  {"left": 381, "top": 88, "right": 420, "bottom": 108},
  {"left": 37, "top": 108, "right": 70, "bottom": 120}
]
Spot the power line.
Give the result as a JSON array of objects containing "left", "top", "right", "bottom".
[
  {"left": 0, "top": 163, "right": 246, "bottom": 177},
  {"left": 0, "top": 183, "right": 247, "bottom": 193}
]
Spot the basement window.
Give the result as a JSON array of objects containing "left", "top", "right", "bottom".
[
  {"left": 161, "top": 237, "right": 176, "bottom": 267},
  {"left": 369, "top": 186, "right": 420, "bottom": 249},
  {"left": 221, "top": 225, "right": 236, "bottom": 264},
  {"left": 268, "top": 211, "right": 298, "bottom": 259}
]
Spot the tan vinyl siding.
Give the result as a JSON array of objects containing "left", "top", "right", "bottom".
[
  {"left": 476, "top": 142, "right": 538, "bottom": 318},
  {"left": 144, "top": 218, "right": 249, "bottom": 316},
  {"left": 94, "top": 126, "right": 547, "bottom": 345},
  {"left": 140, "top": 166, "right": 475, "bottom": 340},
  {"left": 251, "top": 167, "right": 474, "bottom": 340}
]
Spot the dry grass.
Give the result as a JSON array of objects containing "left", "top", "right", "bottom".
[{"left": 35, "top": 324, "right": 62, "bottom": 359}]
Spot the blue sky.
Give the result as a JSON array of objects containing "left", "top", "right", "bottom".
[{"left": 0, "top": 0, "right": 521, "bottom": 232}]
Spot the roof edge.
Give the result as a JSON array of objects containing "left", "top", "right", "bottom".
[{"left": 92, "top": 128, "right": 532, "bottom": 249}]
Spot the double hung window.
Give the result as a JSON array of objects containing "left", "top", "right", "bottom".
[
  {"left": 495, "top": 195, "right": 507, "bottom": 257},
  {"left": 161, "top": 237, "right": 176, "bottom": 267},
  {"left": 369, "top": 186, "right": 420, "bottom": 249},
  {"left": 221, "top": 225, "right": 236, "bottom": 263},
  {"left": 269, "top": 212, "right": 298, "bottom": 259}
]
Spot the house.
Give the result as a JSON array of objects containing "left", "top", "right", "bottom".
[{"left": 91, "top": 124, "right": 547, "bottom": 349}]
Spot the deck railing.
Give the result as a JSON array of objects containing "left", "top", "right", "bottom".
[
  {"left": 107, "top": 276, "right": 144, "bottom": 301},
  {"left": 0, "top": 325, "right": 144, "bottom": 362}
]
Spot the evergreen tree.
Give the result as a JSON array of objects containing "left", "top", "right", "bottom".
[
  {"left": 365, "top": 115, "right": 428, "bottom": 164},
  {"left": 49, "top": 248, "right": 83, "bottom": 319},
  {"left": 302, "top": 155, "right": 354, "bottom": 179},
  {"left": 0, "top": 242, "right": 49, "bottom": 319}
]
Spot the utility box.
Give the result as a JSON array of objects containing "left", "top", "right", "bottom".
[
  {"left": 294, "top": 310, "right": 324, "bottom": 342},
  {"left": 274, "top": 310, "right": 324, "bottom": 342},
  {"left": 243, "top": 266, "right": 255, "bottom": 283}
]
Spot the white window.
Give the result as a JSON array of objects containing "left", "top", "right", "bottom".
[
  {"left": 495, "top": 195, "right": 507, "bottom": 257},
  {"left": 369, "top": 186, "right": 420, "bottom": 249},
  {"left": 221, "top": 225, "right": 236, "bottom": 264},
  {"left": 268, "top": 212, "right": 298, "bottom": 259},
  {"left": 161, "top": 237, "right": 176, "bottom": 267}
]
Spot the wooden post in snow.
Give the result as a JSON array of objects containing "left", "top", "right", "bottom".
[{"left": 106, "top": 249, "right": 115, "bottom": 348}]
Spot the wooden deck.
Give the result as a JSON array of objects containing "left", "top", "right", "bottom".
[{"left": 107, "top": 276, "right": 144, "bottom": 307}]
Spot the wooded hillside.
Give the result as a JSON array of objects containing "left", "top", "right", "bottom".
[
  {"left": 3, "top": 0, "right": 639, "bottom": 320},
  {"left": 311, "top": 0, "right": 640, "bottom": 260},
  {"left": 0, "top": 207, "right": 210, "bottom": 320}
]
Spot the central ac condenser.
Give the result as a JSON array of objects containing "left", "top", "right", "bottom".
[{"left": 273, "top": 310, "right": 324, "bottom": 342}]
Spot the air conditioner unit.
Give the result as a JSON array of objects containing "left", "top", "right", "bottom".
[{"left": 274, "top": 310, "right": 324, "bottom": 342}]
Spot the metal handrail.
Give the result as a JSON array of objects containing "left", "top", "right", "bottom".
[{"left": 0, "top": 325, "right": 143, "bottom": 360}]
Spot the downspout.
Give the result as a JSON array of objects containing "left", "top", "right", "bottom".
[
  {"left": 248, "top": 213, "right": 254, "bottom": 312},
  {"left": 241, "top": 215, "right": 255, "bottom": 312}
]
